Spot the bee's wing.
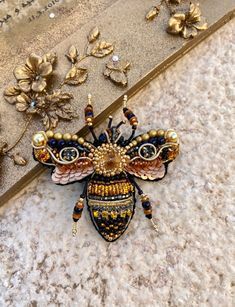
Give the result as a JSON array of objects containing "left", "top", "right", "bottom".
[
  {"left": 51, "top": 158, "right": 94, "bottom": 185},
  {"left": 125, "top": 129, "right": 179, "bottom": 181},
  {"left": 32, "top": 131, "right": 94, "bottom": 185}
]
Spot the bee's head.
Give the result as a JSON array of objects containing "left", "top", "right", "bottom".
[{"left": 98, "top": 116, "right": 126, "bottom": 145}]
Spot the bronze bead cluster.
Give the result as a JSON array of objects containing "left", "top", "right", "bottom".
[{"left": 92, "top": 143, "right": 129, "bottom": 176}]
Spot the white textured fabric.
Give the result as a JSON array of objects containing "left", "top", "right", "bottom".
[{"left": 0, "top": 20, "right": 234, "bottom": 306}]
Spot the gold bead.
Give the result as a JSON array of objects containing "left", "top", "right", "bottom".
[
  {"left": 54, "top": 132, "right": 63, "bottom": 140},
  {"left": 46, "top": 130, "right": 54, "bottom": 138},
  {"left": 72, "top": 135, "right": 78, "bottom": 141},
  {"left": 142, "top": 133, "right": 150, "bottom": 141},
  {"left": 86, "top": 118, "right": 92, "bottom": 122},
  {"left": 32, "top": 132, "right": 47, "bottom": 147},
  {"left": 78, "top": 137, "right": 85, "bottom": 145},
  {"left": 132, "top": 140, "right": 137, "bottom": 146},
  {"left": 149, "top": 129, "right": 157, "bottom": 137},
  {"left": 157, "top": 129, "right": 165, "bottom": 137},
  {"left": 93, "top": 211, "right": 99, "bottom": 218},
  {"left": 136, "top": 136, "right": 142, "bottom": 143},
  {"left": 166, "top": 130, "right": 178, "bottom": 142},
  {"left": 63, "top": 133, "right": 72, "bottom": 141}
]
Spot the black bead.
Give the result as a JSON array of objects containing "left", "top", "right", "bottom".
[
  {"left": 157, "top": 137, "right": 165, "bottom": 145},
  {"left": 142, "top": 201, "right": 151, "bottom": 209},
  {"left": 162, "top": 148, "right": 168, "bottom": 160},
  {"left": 127, "top": 113, "right": 134, "bottom": 120},
  {"left": 73, "top": 207, "right": 83, "bottom": 214},
  {"left": 145, "top": 214, "right": 152, "bottom": 219},
  {"left": 99, "top": 133, "right": 107, "bottom": 143},
  {"left": 67, "top": 141, "right": 73, "bottom": 147},
  {"left": 48, "top": 139, "right": 57, "bottom": 148},
  {"left": 71, "top": 141, "right": 78, "bottom": 147},
  {"left": 58, "top": 140, "right": 66, "bottom": 148},
  {"left": 73, "top": 218, "right": 79, "bottom": 222}
]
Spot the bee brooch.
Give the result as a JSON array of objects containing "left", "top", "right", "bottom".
[{"left": 32, "top": 95, "right": 179, "bottom": 242}]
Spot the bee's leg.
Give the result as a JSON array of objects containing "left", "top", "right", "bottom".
[
  {"left": 122, "top": 95, "right": 138, "bottom": 145},
  {"left": 128, "top": 176, "right": 159, "bottom": 233},
  {"left": 125, "top": 128, "right": 136, "bottom": 145},
  {"left": 72, "top": 181, "right": 88, "bottom": 236},
  {"left": 85, "top": 94, "right": 98, "bottom": 143}
]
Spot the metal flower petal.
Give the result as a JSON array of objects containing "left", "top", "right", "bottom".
[
  {"left": 32, "top": 78, "right": 47, "bottom": 92},
  {"left": 4, "top": 86, "right": 21, "bottom": 104},
  {"left": 38, "top": 62, "right": 53, "bottom": 77},
  {"left": 18, "top": 79, "right": 31, "bottom": 92},
  {"left": 14, "top": 65, "right": 32, "bottom": 80},
  {"left": 26, "top": 54, "right": 43, "bottom": 71},
  {"left": 16, "top": 93, "right": 31, "bottom": 112},
  {"left": 167, "top": 3, "right": 207, "bottom": 39}
]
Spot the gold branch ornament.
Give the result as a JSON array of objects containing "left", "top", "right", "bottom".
[
  {"left": 2, "top": 27, "right": 114, "bottom": 167},
  {"left": 0, "top": 117, "right": 28, "bottom": 166},
  {"left": 63, "top": 27, "right": 114, "bottom": 86},
  {"left": 146, "top": 1, "right": 208, "bottom": 39}
]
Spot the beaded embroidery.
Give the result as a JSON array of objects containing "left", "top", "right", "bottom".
[{"left": 32, "top": 95, "right": 179, "bottom": 242}]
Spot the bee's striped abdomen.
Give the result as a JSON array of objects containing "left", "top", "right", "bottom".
[{"left": 87, "top": 173, "right": 135, "bottom": 242}]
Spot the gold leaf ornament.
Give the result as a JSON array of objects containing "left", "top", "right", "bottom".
[
  {"left": 88, "top": 26, "right": 100, "bottom": 43},
  {"left": 12, "top": 153, "right": 27, "bottom": 166},
  {"left": 91, "top": 41, "right": 114, "bottom": 58},
  {"left": 146, "top": 6, "right": 160, "bottom": 21},
  {"left": 0, "top": 140, "right": 8, "bottom": 157},
  {"left": 39, "top": 90, "right": 77, "bottom": 129},
  {"left": 42, "top": 52, "right": 57, "bottom": 65},
  {"left": 169, "top": 0, "right": 181, "bottom": 4},
  {"left": 64, "top": 66, "right": 88, "bottom": 85},
  {"left": 66, "top": 45, "right": 79, "bottom": 64}
]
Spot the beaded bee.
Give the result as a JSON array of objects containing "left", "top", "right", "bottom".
[{"left": 32, "top": 95, "right": 179, "bottom": 242}]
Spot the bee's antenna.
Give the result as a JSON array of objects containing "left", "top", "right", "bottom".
[
  {"left": 123, "top": 95, "right": 128, "bottom": 108},
  {"left": 85, "top": 94, "right": 98, "bottom": 142},
  {"left": 122, "top": 95, "right": 138, "bottom": 144},
  {"left": 116, "top": 120, "right": 126, "bottom": 129},
  {"left": 108, "top": 115, "right": 113, "bottom": 128},
  {"left": 122, "top": 95, "right": 138, "bottom": 130}
]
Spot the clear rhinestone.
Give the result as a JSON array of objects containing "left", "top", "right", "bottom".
[
  {"left": 112, "top": 55, "right": 119, "bottom": 62},
  {"left": 61, "top": 148, "right": 78, "bottom": 162},
  {"left": 49, "top": 13, "right": 55, "bottom": 19},
  {"left": 30, "top": 101, "right": 36, "bottom": 108}
]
